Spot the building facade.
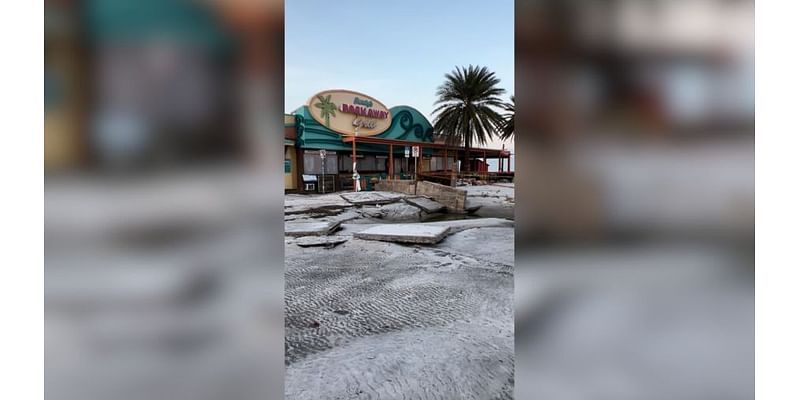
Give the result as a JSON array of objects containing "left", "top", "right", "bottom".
[{"left": 285, "top": 89, "right": 511, "bottom": 192}]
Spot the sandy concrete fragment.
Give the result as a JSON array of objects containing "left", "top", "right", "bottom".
[
  {"left": 285, "top": 221, "right": 341, "bottom": 237},
  {"left": 374, "top": 202, "right": 421, "bottom": 221},
  {"left": 340, "top": 191, "right": 400, "bottom": 205},
  {"left": 294, "top": 235, "right": 349, "bottom": 247},
  {"left": 353, "top": 224, "right": 450, "bottom": 244},
  {"left": 404, "top": 196, "right": 446, "bottom": 213},
  {"left": 425, "top": 217, "right": 514, "bottom": 233},
  {"left": 285, "top": 194, "right": 353, "bottom": 215}
]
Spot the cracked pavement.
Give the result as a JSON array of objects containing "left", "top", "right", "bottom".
[{"left": 285, "top": 223, "right": 514, "bottom": 399}]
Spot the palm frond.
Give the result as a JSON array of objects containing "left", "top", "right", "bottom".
[
  {"left": 498, "top": 95, "right": 514, "bottom": 140},
  {"left": 431, "top": 65, "right": 508, "bottom": 170}
]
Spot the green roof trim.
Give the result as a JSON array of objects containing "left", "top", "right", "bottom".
[{"left": 293, "top": 105, "right": 435, "bottom": 154}]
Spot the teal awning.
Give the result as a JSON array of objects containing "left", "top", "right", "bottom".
[{"left": 294, "top": 105, "right": 435, "bottom": 153}]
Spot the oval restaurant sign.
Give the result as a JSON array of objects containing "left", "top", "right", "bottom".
[{"left": 307, "top": 89, "right": 392, "bottom": 136}]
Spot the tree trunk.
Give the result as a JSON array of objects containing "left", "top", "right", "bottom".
[
  {"left": 463, "top": 145, "right": 471, "bottom": 172},
  {"left": 462, "top": 134, "right": 472, "bottom": 172}
]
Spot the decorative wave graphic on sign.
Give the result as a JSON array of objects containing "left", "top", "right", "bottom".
[{"left": 385, "top": 108, "right": 434, "bottom": 142}]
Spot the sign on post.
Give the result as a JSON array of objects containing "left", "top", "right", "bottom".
[
  {"left": 404, "top": 146, "right": 410, "bottom": 158},
  {"left": 411, "top": 146, "right": 420, "bottom": 181},
  {"left": 319, "top": 149, "right": 327, "bottom": 193}
]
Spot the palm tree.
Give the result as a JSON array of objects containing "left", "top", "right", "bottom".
[
  {"left": 314, "top": 94, "right": 336, "bottom": 128},
  {"left": 499, "top": 95, "right": 514, "bottom": 140},
  {"left": 432, "top": 65, "right": 506, "bottom": 172}
]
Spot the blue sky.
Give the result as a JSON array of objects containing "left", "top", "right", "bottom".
[{"left": 285, "top": 0, "right": 514, "bottom": 150}]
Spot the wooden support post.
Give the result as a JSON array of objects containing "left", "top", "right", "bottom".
[
  {"left": 416, "top": 150, "right": 420, "bottom": 181},
  {"left": 295, "top": 146, "right": 304, "bottom": 192},
  {"left": 389, "top": 144, "right": 394, "bottom": 180},
  {"left": 352, "top": 136, "right": 357, "bottom": 192},
  {"left": 483, "top": 150, "right": 487, "bottom": 179}
]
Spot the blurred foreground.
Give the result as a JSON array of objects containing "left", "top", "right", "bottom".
[
  {"left": 515, "top": 1, "right": 753, "bottom": 398},
  {"left": 46, "top": 167, "right": 285, "bottom": 400},
  {"left": 45, "top": 1, "right": 286, "bottom": 399}
]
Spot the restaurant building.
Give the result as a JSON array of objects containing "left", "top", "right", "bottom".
[{"left": 285, "top": 89, "right": 511, "bottom": 192}]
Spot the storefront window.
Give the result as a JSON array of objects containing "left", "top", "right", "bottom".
[
  {"left": 430, "top": 156, "right": 442, "bottom": 171},
  {"left": 325, "top": 154, "right": 337, "bottom": 172},
  {"left": 421, "top": 156, "right": 458, "bottom": 171},
  {"left": 359, "top": 156, "right": 376, "bottom": 171},
  {"left": 304, "top": 151, "right": 336, "bottom": 174},
  {"left": 335, "top": 154, "right": 425, "bottom": 173},
  {"left": 339, "top": 155, "right": 352, "bottom": 172},
  {"left": 394, "top": 158, "right": 412, "bottom": 174},
  {"left": 341, "top": 155, "right": 385, "bottom": 171},
  {"left": 375, "top": 156, "right": 387, "bottom": 171},
  {"left": 303, "top": 153, "right": 319, "bottom": 174}
]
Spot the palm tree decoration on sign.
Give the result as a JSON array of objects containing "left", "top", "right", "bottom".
[
  {"left": 499, "top": 95, "right": 514, "bottom": 140},
  {"left": 432, "top": 65, "right": 506, "bottom": 172},
  {"left": 314, "top": 94, "right": 336, "bottom": 128}
]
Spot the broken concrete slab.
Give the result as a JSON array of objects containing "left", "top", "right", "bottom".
[
  {"left": 375, "top": 203, "right": 421, "bottom": 221},
  {"left": 353, "top": 224, "right": 450, "bottom": 244},
  {"left": 339, "top": 191, "right": 400, "bottom": 205},
  {"left": 416, "top": 181, "right": 468, "bottom": 211},
  {"left": 285, "top": 220, "right": 341, "bottom": 237},
  {"left": 464, "top": 184, "right": 515, "bottom": 200},
  {"left": 294, "top": 235, "right": 349, "bottom": 248},
  {"left": 285, "top": 194, "right": 353, "bottom": 215},
  {"left": 465, "top": 196, "right": 514, "bottom": 219},
  {"left": 335, "top": 222, "right": 381, "bottom": 237},
  {"left": 425, "top": 217, "right": 514, "bottom": 233},
  {"left": 465, "top": 205, "right": 482, "bottom": 213},
  {"left": 404, "top": 197, "right": 445, "bottom": 213},
  {"left": 370, "top": 191, "right": 408, "bottom": 201},
  {"left": 359, "top": 207, "right": 384, "bottom": 219},
  {"left": 437, "top": 227, "right": 515, "bottom": 267}
]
